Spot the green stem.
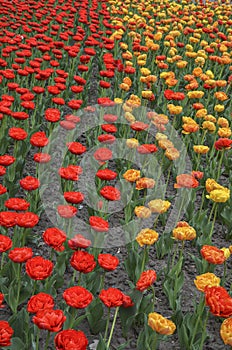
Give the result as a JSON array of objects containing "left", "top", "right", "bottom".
[
  {"left": 77, "top": 272, "right": 82, "bottom": 286},
  {"left": 180, "top": 241, "right": 185, "bottom": 259},
  {"left": 175, "top": 189, "right": 188, "bottom": 227},
  {"left": 152, "top": 331, "right": 158, "bottom": 350},
  {"left": 44, "top": 331, "right": 51, "bottom": 350},
  {"left": 104, "top": 308, "right": 111, "bottom": 341},
  {"left": 208, "top": 203, "right": 218, "bottom": 241},
  {"left": 72, "top": 270, "right": 77, "bottom": 285},
  {"left": 170, "top": 242, "right": 179, "bottom": 271},
  {"left": 14, "top": 263, "right": 22, "bottom": 314},
  {"left": 153, "top": 215, "right": 159, "bottom": 229},
  {"left": 200, "top": 129, "right": 207, "bottom": 145},
  {"left": 93, "top": 232, "right": 105, "bottom": 251},
  {"left": 190, "top": 295, "right": 205, "bottom": 348},
  {"left": 216, "top": 150, "right": 224, "bottom": 181},
  {"left": 66, "top": 218, "right": 73, "bottom": 238},
  {"left": 207, "top": 202, "right": 216, "bottom": 224},
  {"left": 32, "top": 280, "right": 37, "bottom": 295},
  {"left": 141, "top": 245, "right": 149, "bottom": 272},
  {"left": 12, "top": 226, "right": 19, "bottom": 247},
  {"left": 195, "top": 153, "right": 201, "bottom": 171},
  {"left": 50, "top": 249, "right": 54, "bottom": 263},
  {"left": 44, "top": 276, "right": 50, "bottom": 291},
  {"left": 199, "top": 310, "right": 209, "bottom": 350},
  {"left": 69, "top": 307, "right": 77, "bottom": 328},
  {"left": 222, "top": 261, "right": 227, "bottom": 287},
  {"left": 99, "top": 272, "right": 106, "bottom": 291},
  {"left": 34, "top": 189, "right": 40, "bottom": 212},
  {"left": 36, "top": 328, "right": 40, "bottom": 350},
  {"left": 106, "top": 307, "right": 119, "bottom": 349},
  {"left": 1, "top": 252, "right": 5, "bottom": 270},
  {"left": 207, "top": 134, "right": 218, "bottom": 162},
  {"left": 13, "top": 140, "right": 19, "bottom": 158},
  {"left": 151, "top": 285, "right": 156, "bottom": 309},
  {"left": 199, "top": 189, "right": 206, "bottom": 213},
  {"left": 21, "top": 228, "right": 29, "bottom": 247},
  {"left": 163, "top": 164, "right": 172, "bottom": 193}
]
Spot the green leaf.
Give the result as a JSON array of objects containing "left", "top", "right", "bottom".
[
  {"left": 185, "top": 313, "right": 197, "bottom": 331},
  {"left": 0, "top": 284, "right": 9, "bottom": 302},
  {"left": 3, "top": 179, "right": 20, "bottom": 197},
  {"left": 84, "top": 270, "right": 102, "bottom": 294},
  {"left": 116, "top": 340, "right": 131, "bottom": 350},
  {"left": 219, "top": 206, "right": 232, "bottom": 228},
  {"left": 9, "top": 309, "right": 30, "bottom": 347},
  {"left": 2, "top": 279, "right": 18, "bottom": 313},
  {"left": 119, "top": 307, "right": 136, "bottom": 336},
  {"left": 63, "top": 311, "right": 72, "bottom": 330},
  {"left": 190, "top": 209, "right": 209, "bottom": 228},
  {"left": 19, "top": 140, "right": 29, "bottom": 157},
  {"left": 0, "top": 276, "right": 9, "bottom": 288},
  {"left": 73, "top": 313, "right": 89, "bottom": 328},
  {"left": 54, "top": 274, "right": 64, "bottom": 289},
  {"left": 137, "top": 317, "right": 157, "bottom": 350},
  {"left": 87, "top": 298, "right": 106, "bottom": 334},
  {"left": 3, "top": 337, "right": 26, "bottom": 350},
  {"left": 137, "top": 330, "right": 152, "bottom": 350},
  {"left": 119, "top": 289, "right": 143, "bottom": 336},
  {"left": 31, "top": 331, "right": 37, "bottom": 350},
  {"left": 28, "top": 124, "right": 43, "bottom": 138},
  {"left": 124, "top": 250, "right": 142, "bottom": 283},
  {"left": 178, "top": 321, "right": 191, "bottom": 350},
  {"left": 155, "top": 233, "right": 174, "bottom": 259},
  {"left": 189, "top": 253, "right": 213, "bottom": 274},
  {"left": 163, "top": 268, "right": 184, "bottom": 312},
  {"left": 18, "top": 283, "right": 32, "bottom": 305},
  {"left": 166, "top": 256, "right": 184, "bottom": 277},
  {"left": 138, "top": 293, "right": 153, "bottom": 315},
  {"left": 175, "top": 271, "right": 184, "bottom": 293},
  {"left": 195, "top": 234, "right": 212, "bottom": 248},
  {"left": 96, "top": 334, "right": 107, "bottom": 350}
]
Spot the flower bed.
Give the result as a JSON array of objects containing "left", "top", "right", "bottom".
[{"left": 0, "top": 0, "right": 232, "bottom": 349}]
